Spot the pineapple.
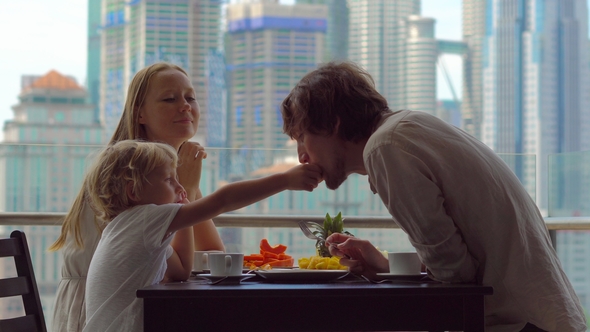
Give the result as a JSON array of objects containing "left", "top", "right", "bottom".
[{"left": 307, "top": 212, "right": 354, "bottom": 257}]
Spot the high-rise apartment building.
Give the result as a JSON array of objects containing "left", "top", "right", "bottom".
[
  {"left": 461, "top": 0, "right": 486, "bottom": 139},
  {"left": 477, "top": 0, "right": 590, "bottom": 211},
  {"left": 295, "top": 0, "right": 349, "bottom": 61},
  {"left": 347, "top": 0, "right": 438, "bottom": 115},
  {"left": 0, "top": 70, "right": 104, "bottom": 326},
  {"left": 99, "top": 0, "right": 224, "bottom": 142},
  {"left": 225, "top": 0, "right": 327, "bottom": 158},
  {"left": 88, "top": 0, "right": 102, "bottom": 122},
  {"left": 465, "top": 0, "right": 590, "bottom": 313}
]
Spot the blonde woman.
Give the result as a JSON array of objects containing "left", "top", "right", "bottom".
[{"left": 49, "top": 62, "right": 225, "bottom": 332}]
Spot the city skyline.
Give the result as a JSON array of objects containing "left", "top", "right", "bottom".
[
  {"left": 0, "top": 0, "right": 463, "bottom": 141},
  {"left": 2, "top": 0, "right": 590, "bottom": 324}
]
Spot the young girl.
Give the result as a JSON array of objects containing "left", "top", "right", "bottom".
[
  {"left": 49, "top": 62, "right": 224, "bottom": 332},
  {"left": 82, "top": 140, "right": 322, "bottom": 332}
]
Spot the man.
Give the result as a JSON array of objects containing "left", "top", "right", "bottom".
[{"left": 281, "top": 61, "right": 586, "bottom": 332}]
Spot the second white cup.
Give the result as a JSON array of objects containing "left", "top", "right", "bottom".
[
  {"left": 193, "top": 250, "right": 223, "bottom": 272},
  {"left": 208, "top": 253, "right": 244, "bottom": 276},
  {"left": 388, "top": 252, "right": 422, "bottom": 275}
]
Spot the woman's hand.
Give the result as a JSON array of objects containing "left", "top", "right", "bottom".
[
  {"left": 177, "top": 141, "right": 207, "bottom": 201},
  {"left": 326, "top": 233, "right": 389, "bottom": 279},
  {"left": 177, "top": 142, "right": 225, "bottom": 252}
]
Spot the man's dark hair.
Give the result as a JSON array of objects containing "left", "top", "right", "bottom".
[{"left": 281, "top": 61, "right": 390, "bottom": 142}]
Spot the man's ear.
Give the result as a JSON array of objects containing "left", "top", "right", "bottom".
[{"left": 126, "top": 181, "right": 140, "bottom": 202}]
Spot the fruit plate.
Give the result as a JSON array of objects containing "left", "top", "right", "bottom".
[{"left": 255, "top": 269, "right": 349, "bottom": 283}]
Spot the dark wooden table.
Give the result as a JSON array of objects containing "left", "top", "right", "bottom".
[{"left": 137, "top": 274, "right": 493, "bottom": 331}]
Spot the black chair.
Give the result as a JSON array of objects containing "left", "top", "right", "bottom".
[{"left": 0, "top": 230, "right": 47, "bottom": 332}]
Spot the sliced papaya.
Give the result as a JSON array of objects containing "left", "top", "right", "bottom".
[
  {"left": 245, "top": 254, "right": 264, "bottom": 261},
  {"left": 278, "top": 253, "right": 292, "bottom": 260},
  {"left": 262, "top": 251, "right": 279, "bottom": 259},
  {"left": 260, "top": 238, "right": 287, "bottom": 254}
]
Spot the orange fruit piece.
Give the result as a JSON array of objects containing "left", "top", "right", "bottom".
[{"left": 260, "top": 238, "right": 287, "bottom": 254}]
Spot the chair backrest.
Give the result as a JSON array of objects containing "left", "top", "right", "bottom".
[{"left": 0, "top": 230, "right": 47, "bottom": 332}]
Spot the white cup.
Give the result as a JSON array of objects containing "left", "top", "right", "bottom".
[
  {"left": 387, "top": 252, "right": 422, "bottom": 275},
  {"left": 193, "top": 250, "right": 223, "bottom": 272},
  {"left": 208, "top": 253, "right": 244, "bottom": 276}
]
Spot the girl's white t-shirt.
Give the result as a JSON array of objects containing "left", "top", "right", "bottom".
[{"left": 84, "top": 203, "right": 181, "bottom": 332}]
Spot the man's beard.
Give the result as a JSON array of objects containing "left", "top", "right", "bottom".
[{"left": 324, "top": 153, "right": 347, "bottom": 190}]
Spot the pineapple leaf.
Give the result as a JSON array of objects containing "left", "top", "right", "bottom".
[
  {"left": 307, "top": 222, "right": 325, "bottom": 233},
  {"left": 333, "top": 212, "right": 343, "bottom": 232},
  {"left": 323, "top": 213, "right": 333, "bottom": 233}
]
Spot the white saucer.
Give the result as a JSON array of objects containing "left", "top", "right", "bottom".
[
  {"left": 197, "top": 273, "right": 254, "bottom": 284},
  {"left": 192, "top": 269, "right": 251, "bottom": 275},
  {"left": 192, "top": 269, "right": 210, "bottom": 274}
]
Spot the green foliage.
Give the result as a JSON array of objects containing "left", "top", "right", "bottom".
[{"left": 308, "top": 212, "right": 353, "bottom": 257}]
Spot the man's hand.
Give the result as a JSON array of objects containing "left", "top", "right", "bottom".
[{"left": 326, "top": 233, "right": 389, "bottom": 279}]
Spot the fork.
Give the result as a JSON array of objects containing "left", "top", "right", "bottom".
[
  {"left": 297, "top": 221, "right": 351, "bottom": 259},
  {"left": 297, "top": 221, "right": 320, "bottom": 240}
]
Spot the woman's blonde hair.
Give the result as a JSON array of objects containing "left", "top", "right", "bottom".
[
  {"left": 49, "top": 62, "right": 188, "bottom": 251},
  {"left": 85, "top": 140, "right": 178, "bottom": 221}
]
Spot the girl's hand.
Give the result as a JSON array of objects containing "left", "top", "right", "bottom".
[
  {"left": 177, "top": 141, "right": 207, "bottom": 201},
  {"left": 284, "top": 164, "right": 323, "bottom": 192},
  {"left": 326, "top": 233, "right": 389, "bottom": 279}
]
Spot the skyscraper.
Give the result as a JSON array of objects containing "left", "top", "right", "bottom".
[
  {"left": 461, "top": 0, "right": 486, "bottom": 139},
  {"left": 0, "top": 70, "right": 104, "bottom": 326},
  {"left": 225, "top": 0, "right": 327, "bottom": 163},
  {"left": 88, "top": 0, "right": 102, "bottom": 122},
  {"left": 477, "top": 0, "right": 590, "bottom": 210},
  {"left": 347, "top": 0, "right": 438, "bottom": 115},
  {"left": 99, "top": 0, "right": 224, "bottom": 142},
  {"left": 295, "top": 0, "right": 349, "bottom": 61},
  {"left": 467, "top": 0, "right": 590, "bottom": 314}
]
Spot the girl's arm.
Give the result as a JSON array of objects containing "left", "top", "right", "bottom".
[
  {"left": 163, "top": 221, "right": 194, "bottom": 282},
  {"left": 166, "top": 163, "right": 323, "bottom": 235},
  {"left": 177, "top": 142, "right": 225, "bottom": 251}
]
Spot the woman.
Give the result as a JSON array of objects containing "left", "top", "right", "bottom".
[{"left": 48, "top": 62, "right": 225, "bottom": 332}]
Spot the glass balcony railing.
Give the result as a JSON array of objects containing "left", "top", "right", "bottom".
[
  {"left": 1, "top": 143, "right": 590, "bottom": 329},
  {"left": 548, "top": 150, "right": 590, "bottom": 217}
]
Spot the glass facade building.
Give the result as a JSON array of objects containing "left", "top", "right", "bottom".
[
  {"left": 0, "top": 71, "right": 104, "bottom": 326},
  {"left": 99, "top": 0, "right": 224, "bottom": 141}
]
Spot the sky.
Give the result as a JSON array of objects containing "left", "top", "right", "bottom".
[{"left": 0, "top": 0, "right": 462, "bottom": 140}]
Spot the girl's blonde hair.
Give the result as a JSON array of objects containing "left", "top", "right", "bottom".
[
  {"left": 49, "top": 62, "right": 188, "bottom": 251},
  {"left": 85, "top": 140, "right": 178, "bottom": 221}
]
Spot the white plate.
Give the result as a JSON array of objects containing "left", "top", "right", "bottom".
[
  {"left": 192, "top": 269, "right": 252, "bottom": 275},
  {"left": 375, "top": 272, "right": 428, "bottom": 281},
  {"left": 198, "top": 273, "right": 255, "bottom": 284},
  {"left": 256, "top": 269, "right": 348, "bottom": 282}
]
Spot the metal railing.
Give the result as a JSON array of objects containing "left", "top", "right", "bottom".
[
  {"left": 3, "top": 212, "right": 588, "bottom": 250},
  {"left": 2, "top": 212, "right": 590, "bottom": 230}
]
